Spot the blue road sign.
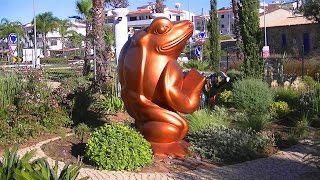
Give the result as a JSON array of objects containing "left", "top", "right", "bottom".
[
  {"left": 195, "top": 46, "right": 201, "bottom": 57},
  {"left": 199, "top": 32, "right": 206, "bottom": 39},
  {"left": 8, "top": 33, "right": 17, "bottom": 45}
]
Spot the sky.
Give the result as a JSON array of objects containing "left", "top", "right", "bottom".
[{"left": 0, "top": 0, "right": 273, "bottom": 24}]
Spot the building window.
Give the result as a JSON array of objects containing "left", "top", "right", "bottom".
[
  {"left": 282, "top": 34, "right": 287, "bottom": 47},
  {"left": 50, "top": 39, "right": 57, "bottom": 46},
  {"left": 221, "top": 14, "right": 224, "bottom": 18},
  {"left": 176, "top": 16, "right": 181, "bottom": 21},
  {"left": 129, "top": 17, "right": 137, "bottom": 21},
  {"left": 221, "top": 24, "right": 225, "bottom": 28}
]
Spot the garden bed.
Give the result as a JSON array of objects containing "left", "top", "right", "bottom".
[
  {"left": 0, "top": 127, "right": 71, "bottom": 157},
  {"left": 41, "top": 134, "right": 217, "bottom": 173}
]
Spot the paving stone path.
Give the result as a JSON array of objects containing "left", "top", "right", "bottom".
[{"left": 4, "top": 136, "right": 320, "bottom": 180}]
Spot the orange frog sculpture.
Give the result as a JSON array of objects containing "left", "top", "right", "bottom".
[{"left": 118, "top": 17, "right": 205, "bottom": 157}]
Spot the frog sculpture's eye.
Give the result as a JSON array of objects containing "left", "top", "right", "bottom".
[
  {"left": 155, "top": 25, "right": 170, "bottom": 34},
  {"left": 148, "top": 18, "right": 173, "bottom": 35}
]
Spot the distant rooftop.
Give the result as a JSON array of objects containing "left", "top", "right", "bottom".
[{"left": 259, "top": 8, "right": 314, "bottom": 28}]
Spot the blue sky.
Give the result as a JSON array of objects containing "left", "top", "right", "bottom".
[{"left": 0, "top": 0, "right": 272, "bottom": 24}]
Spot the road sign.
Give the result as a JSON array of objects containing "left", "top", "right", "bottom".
[
  {"left": 199, "top": 32, "right": 206, "bottom": 39},
  {"left": 9, "top": 45, "right": 17, "bottom": 52},
  {"left": 8, "top": 33, "right": 18, "bottom": 45},
  {"left": 195, "top": 46, "right": 201, "bottom": 57},
  {"left": 262, "top": 46, "right": 270, "bottom": 59}
]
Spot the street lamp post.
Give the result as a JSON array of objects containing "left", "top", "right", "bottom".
[
  {"left": 263, "top": 0, "right": 267, "bottom": 46},
  {"left": 33, "top": 0, "right": 38, "bottom": 68}
]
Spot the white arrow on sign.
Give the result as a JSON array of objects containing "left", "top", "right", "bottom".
[{"left": 195, "top": 46, "right": 201, "bottom": 57}]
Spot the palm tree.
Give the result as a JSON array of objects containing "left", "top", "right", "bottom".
[
  {"left": 57, "top": 19, "right": 72, "bottom": 57},
  {"left": 109, "top": 0, "right": 129, "bottom": 8},
  {"left": 76, "top": 0, "right": 93, "bottom": 75},
  {"left": 68, "top": 31, "right": 84, "bottom": 57},
  {"left": 92, "top": 0, "right": 110, "bottom": 86},
  {"left": 0, "top": 18, "right": 24, "bottom": 39},
  {"left": 0, "top": 18, "right": 25, "bottom": 58},
  {"left": 32, "top": 12, "right": 59, "bottom": 58},
  {"left": 154, "top": 0, "right": 165, "bottom": 13}
]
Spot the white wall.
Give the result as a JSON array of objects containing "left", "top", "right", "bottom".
[{"left": 22, "top": 48, "right": 41, "bottom": 62}]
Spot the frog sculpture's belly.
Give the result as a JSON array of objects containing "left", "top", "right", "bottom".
[{"left": 118, "top": 17, "right": 205, "bottom": 157}]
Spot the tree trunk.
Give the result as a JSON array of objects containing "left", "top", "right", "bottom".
[
  {"left": 43, "top": 33, "right": 48, "bottom": 58},
  {"left": 83, "top": 20, "right": 91, "bottom": 75},
  {"left": 92, "top": 0, "right": 110, "bottom": 86},
  {"left": 62, "top": 37, "right": 65, "bottom": 57},
  {"left": 232, "top": 0, "right": 243, "bottom": 61}
]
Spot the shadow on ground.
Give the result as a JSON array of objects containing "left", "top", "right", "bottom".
[{"left": 168, "top": 143, "right": 320, "bottom": 179}]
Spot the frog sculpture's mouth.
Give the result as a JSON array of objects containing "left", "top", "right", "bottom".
[{"left": 159, "top": 30, "right": 193, "bottom": 52}]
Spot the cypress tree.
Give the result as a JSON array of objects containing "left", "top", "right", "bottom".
[
  {"left": 207, "top": 0, "right": 221, "bottom": 72},
  {"left": 238, "top": 0, "right": 263, "bottom": 78}
]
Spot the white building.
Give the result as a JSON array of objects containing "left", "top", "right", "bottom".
[
  {"left": 23, "top": 21, "right": 86, "bottom": 58},
  {"left": 217, "top": 8, "right": 234, "bottom": 35},
  {"left": 193, "top": 8, "right": 235, "bottom": 36},
  {"left": 47, "top": 22, "right": 86, "bottom": 51},
  {"left": 106, "top": 4, "right": 195, "bottom": 31}
]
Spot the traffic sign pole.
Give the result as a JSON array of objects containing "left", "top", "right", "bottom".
[{"left": 8, "top": 33, "right": 18, "bottom": 64}]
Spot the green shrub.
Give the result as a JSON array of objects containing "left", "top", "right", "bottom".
[
  {"left": 0, "top": 145, "right": 35, "bottom": 180},
  {"left": 73, "top": 123, "right": 91, "bottom": 143},
  {"left": 41, "top": 57, "right": 68, "bottom": 64},
  {"left": 0, "top": 71, "right": 26, "bottom": 107},
  {"left": 271, "top": 101, "right": 290, "bottom": 118},
  {"left": 85, "top": 124, "right": 154, "bottom": 171},
  {"left": 92, "top": 95, "right": 125, "bottom": 114},
  {"left": 303, "top": 76, "right": 318, "bottom": 88},
  {"left": 220, "top": 35, "right": 233, "bottom": 41},
  {"left": 188, "top": 126, "right": 275, "bottom": 164},
  {"left": 233, "top": 112, "right": 272, "bottom": 132},
  {"left": 45, "top": 68, "right": 83, "bottom": 82},
  {"left": 187, "top": 107, "right": 231, "bottom": 134},
  {"left": 0, "top": 69, "right": 73, "bottom": 146},
  {"left": 217, "top": 90, "right": 233, "bottom": 106},
  {"left": 233, "top": 78, "right": 274, "bottom": 115},
  {"left": 183, "top": 60, "right": 210, "bottom": 71},
  {"left": 295, "top": 116, "right": 310, "bottom": 138},
  {"left": 227, "top": 69, "right": 243, "bottom": 82},
  {"left": 274, "top": 87, "right": 302, "bottom": 109},
  {"left": 0, "top": 145, "right": 87, "bottom": 180},
  {"left": 298, "top": 91, "right": 317, "bottom": 118},
  {"left": 313, "top": 84, "right": 320, "bottom": 120}
]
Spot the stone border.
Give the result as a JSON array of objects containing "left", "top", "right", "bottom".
[{"left": 3, "top": 136, "right": 319, "bottom": 180}]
